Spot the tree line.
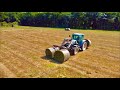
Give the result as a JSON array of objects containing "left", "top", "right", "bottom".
[{"left": 0, "top": 12, "right": 120, "bottom": 30}]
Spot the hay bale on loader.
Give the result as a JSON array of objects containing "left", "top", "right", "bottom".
[
  {"left": 54, "top": 49, "right": 70, "bottom": 63},
  {"left": 45, "top": 47, "right": 59, "bottom": 58}
]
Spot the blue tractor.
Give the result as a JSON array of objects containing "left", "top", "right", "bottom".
[
  {"left": 71, "top": 33, "right": 91, "bottom": 51},
  {"left": 45, "top": 33, "right": 91, "bottom": 63}
]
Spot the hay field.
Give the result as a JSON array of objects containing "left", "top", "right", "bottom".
[{"left": 0, "top": 26, "right": 120, "bottom": 78}]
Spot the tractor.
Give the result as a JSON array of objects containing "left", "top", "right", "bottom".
[{"left": 45, "top": 33, "right": 91, "bottom": 63}]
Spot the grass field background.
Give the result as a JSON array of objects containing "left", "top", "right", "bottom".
[{"left": 0, "top": 26, "right": 120, "bottom": 78}]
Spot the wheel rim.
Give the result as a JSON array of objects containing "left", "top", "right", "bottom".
[
  {"left": 83, "top": 42, "right": 87, "bottom": 50},
  {"left": 74, "top": 48, "right": 77, "bottom": 54}
]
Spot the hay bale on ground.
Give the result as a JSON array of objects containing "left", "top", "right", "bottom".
[
  {"left": 54, "top": 49, "right": 70, "bottom": 63},
  {"left": 65, "top": 28, "right": 70, "bottom": 31}
]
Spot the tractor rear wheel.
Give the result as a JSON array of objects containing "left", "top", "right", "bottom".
[
  {"left": 81, "top": 41, "right": 88, "bottom": 51},
  {"left": 85, "top": 39, "right": 91, "bottom": 48}
]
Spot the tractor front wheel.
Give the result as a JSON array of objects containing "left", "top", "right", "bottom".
[
  {"left": 70, "top": 47, "right": 79, "bottom": 55},
  {"left": 84, "top": 39, "right": 91, "bottom": 48}
]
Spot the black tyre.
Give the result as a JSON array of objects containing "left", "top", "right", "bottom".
[
  {"left": 85, "top": 39, "right": 91, "bottom": 48},
  {"left": 70, "top": 47, "right": 79, "bottom": 55}
]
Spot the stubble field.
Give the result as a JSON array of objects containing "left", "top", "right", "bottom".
[{"left": 0, "top": 26, "right": 120, "bottom": 78}]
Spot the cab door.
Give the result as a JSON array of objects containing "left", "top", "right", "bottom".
[{"left": 79, "top": 35, "right": 84, "bottom": 46}]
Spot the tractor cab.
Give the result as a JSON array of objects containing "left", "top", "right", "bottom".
[{"left": 72, "top": 33, "right": 84, "bottom": 46}]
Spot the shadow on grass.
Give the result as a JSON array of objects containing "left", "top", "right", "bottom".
[
  {"left": 41, "top": 50, "right": 84, "bottom": 64},
  {"left": 41, "top": 56, "right": 62, "bottom": 64}
]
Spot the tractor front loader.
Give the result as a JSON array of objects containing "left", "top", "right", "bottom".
[{"left": 45, "top": 33, "right": 91, "bottom": 63}]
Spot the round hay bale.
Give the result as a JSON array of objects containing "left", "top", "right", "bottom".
[
  {"left": 45, "top": 47, "right": 59, "bottom": 58},
  {"left": 45, "top": 48, "right": 55, "bottom": 58},
  {"left": 65, "top": 28, "right": 70, "bottom": 31},
  {"left": 54, "top": 49, "right": 70, "bottom": 63}
]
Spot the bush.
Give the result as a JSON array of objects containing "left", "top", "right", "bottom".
[
  {"left": 0, "top": 21, "right": 18, "bottom": 27},
  {"left": 0, "top": 22, "right": 9, "bottom": 27},
  {"left": 11, "top": 22, "right": 18, "bottom": 27}
]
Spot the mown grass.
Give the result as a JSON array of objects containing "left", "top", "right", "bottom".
[{"left": 0, "top": 26, "right": 120, "bottom": 78}]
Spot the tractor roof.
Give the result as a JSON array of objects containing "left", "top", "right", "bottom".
[{"left": 72, "top": 33, "right": 84, "bottom": 36}]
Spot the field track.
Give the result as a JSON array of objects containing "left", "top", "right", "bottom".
[{"left": 0, "top": 26, "right": 120, "bottom": 78}]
